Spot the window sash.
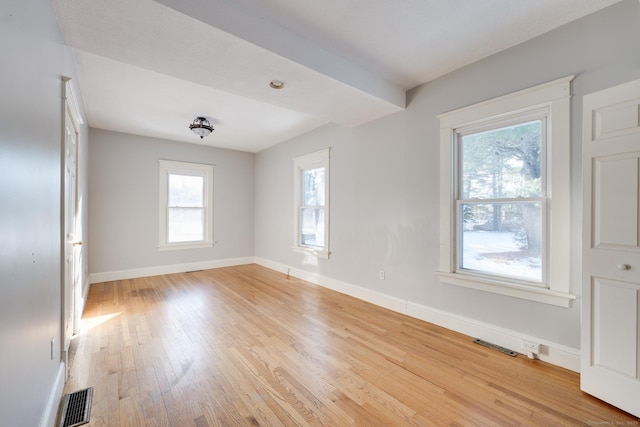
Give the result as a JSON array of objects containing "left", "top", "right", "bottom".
[
  {"left": 167, "top": 206, "right": 205, "bottom": 243},
  {"left": 455, "top": 114, "right": 548, "bottom": 201},
  {"left": 300, "top": 206, "right": 325, "bottom": 248},
  {"left": 455, "top": 199, "right": 547, "bottom": 285},
  {"left": 168, "top": 173, "right": 205, "bottom": 208}
]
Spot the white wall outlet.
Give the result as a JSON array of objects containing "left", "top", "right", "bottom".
[
  {"left": 379, "top": 270, "right": 385, "bottom": 280},
  {"left": 521, "top": 339, "right": 540, "bottom": 359}
]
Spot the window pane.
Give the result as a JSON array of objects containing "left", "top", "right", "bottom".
[
  {"left": 460, "top": 202, "right": 542, "bottom": 282},
  {"left": 302, "top": 167, "right": 325, "bottom": 206},
  {"left": 301, "top": 207, "right": 324, "bottom": 247},
  {"left": 461, "top": 121, "right": 542, "bottom": 199},
  {"left": 168, "top": 208, "right": 204, "bottom": 242},
  {"left": 169, "top": 174, "right": 204, "bottom": 207}
]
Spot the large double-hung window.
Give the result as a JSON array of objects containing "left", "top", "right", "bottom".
[
  {"left": 438, "top": 77, "right": 575, "bottom": 307},
  {"left": 158, "top": 160, "right": 214, "bottom": 250}
]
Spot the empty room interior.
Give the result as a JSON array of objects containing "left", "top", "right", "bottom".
[{"left": 3, "top": 0, "right": 640, "bottom": 425}]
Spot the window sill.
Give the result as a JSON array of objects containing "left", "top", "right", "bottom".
[
  {"left": 438, "top": 271, "right": 576, "bottom": 307},
  {"left": 158, "top": 241, "right": 215, "bottom": 251},
  {"left": 293, "top": 246, "right": 330, "bottom": 259}
]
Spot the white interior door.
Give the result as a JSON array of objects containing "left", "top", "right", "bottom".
[
  {"left": 581, "top": 78, "right": 640, "bottom": 417},
  {"left": 62, "top": 80, "right": 81, "bottom": 366}
]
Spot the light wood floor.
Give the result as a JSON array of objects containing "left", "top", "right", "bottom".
[{"left": 64, "top": 264, "right": 637, "bottom": 426}]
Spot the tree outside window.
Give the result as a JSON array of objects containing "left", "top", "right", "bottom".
[{"left": 458, "top": 119, "right": 545, "bottom": 283}]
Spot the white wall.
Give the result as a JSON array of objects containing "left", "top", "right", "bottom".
[
  {"left": 255, "top": 0, "right": 640, "bottom": 353},
  {"left": 88, "top": 129, "right": 255, "bottom": 278},
  {"left": 0, "top": 0, "right": 89, "bottom": 425}
]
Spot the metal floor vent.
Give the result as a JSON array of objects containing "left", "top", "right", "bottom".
[
  {"left": 58, "top": 387, "right": 93, "bottom": 427},
  {"left": 473, "top": 339, "right": 518, "bottom": 357}
]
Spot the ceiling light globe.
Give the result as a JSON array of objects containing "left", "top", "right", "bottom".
[{"left": 189, "top": 116, "right": 214, "bottom": 139}]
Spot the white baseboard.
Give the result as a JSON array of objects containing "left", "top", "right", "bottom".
[
  {"left": 255, "top": 257, "right": 580, "bottom": 372},
  {"left": 40, "top": 362, "right": 65, "bottom": 427},
  {"left": 89, "top": 257, "right": 255, "bottom": 284}
]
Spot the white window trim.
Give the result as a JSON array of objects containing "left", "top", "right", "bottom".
[
  {"left": 158, "top": 160, "right": 214, "bottom": 251},
  {"left": 293, "top": 148, "right": 331, "bottom": 259},
  {"left": 437, "top": 76, "right": 576, "bottom": 307}
]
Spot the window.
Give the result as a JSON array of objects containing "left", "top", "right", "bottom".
[
  {"left": 293, "top": 148, "right": 330, "bottom": 258},
  {"left": 159, "top": 160, "right": 214, "bottom": 250},
  {"left": 438, "top": 76, "right": 575, "bottom": 307},
  {"left": 458, "top": 115, "right": 546, "bottom": 283}
]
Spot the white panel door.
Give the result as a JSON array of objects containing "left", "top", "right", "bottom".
[
  {"left": 62, "top": 78, "right": 82, "bottom": 374},
  {"left": 581, "top": 78, "right": 640, "bottom": 418},
  {"left": 63, "top": 106, "right": 78, "bottom": 354}
]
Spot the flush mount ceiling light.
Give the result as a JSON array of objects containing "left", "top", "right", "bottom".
[
  {"left": 269, "top": 80, "right": 286, "bottom": 90},
  {"left": 189, "top": 116, "right": 214, "bottom": 139}
]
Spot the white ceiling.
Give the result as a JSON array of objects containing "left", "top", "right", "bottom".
[{"left": 54, "top": 0, "right": 622, "bottom": 152}]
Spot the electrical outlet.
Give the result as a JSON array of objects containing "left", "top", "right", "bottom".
[
  {"left": 521, "top": 339, "right": 540, "bottom": 359},
  {"left": 379, "top": 270, "right": 385, "bottom": 280}
]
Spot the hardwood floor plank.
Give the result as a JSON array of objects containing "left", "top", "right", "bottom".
[{"left": 64, "top": 264, "right": 637, "bottom": 426}]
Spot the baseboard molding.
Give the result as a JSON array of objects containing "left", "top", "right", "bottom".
[
  {"left": 40, "top": 362, "right": 65, "bottom": 427},
  {"left": 89, "top": 256, "right": 255, "bottom": 284},
  {"left": 255, "top": 257, "right": 580, "bottom": 372}
]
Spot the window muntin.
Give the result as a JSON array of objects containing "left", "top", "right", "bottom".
[
  {"left": 159, "top": 160, "right": 213, "bottom": 250},
  {"left": 293, "top": 149, "right": 330, "bottom": 258},
  {"left": 456, "top": 117, "right": 546, "bottom": 284}
]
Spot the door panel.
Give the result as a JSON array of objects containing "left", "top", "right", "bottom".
[
  {"left": 594, "top": 101, "right": 640, "bottom": 141},
  {"left": 582, "top": 79, "right": 640, "bottom": 418},
  {"left": 593, "top": 156, "right": 638, "bottom": 248},
  {"left": 592, "top": 277, "right": 639, "bottom": 377}
]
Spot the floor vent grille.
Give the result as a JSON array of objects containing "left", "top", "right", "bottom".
[
  {"left": 473, "top": 339, "right": 518, "bottom": 357},
  {"left": 58, "top": 387, "right": 93, "bottom": 427}
]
